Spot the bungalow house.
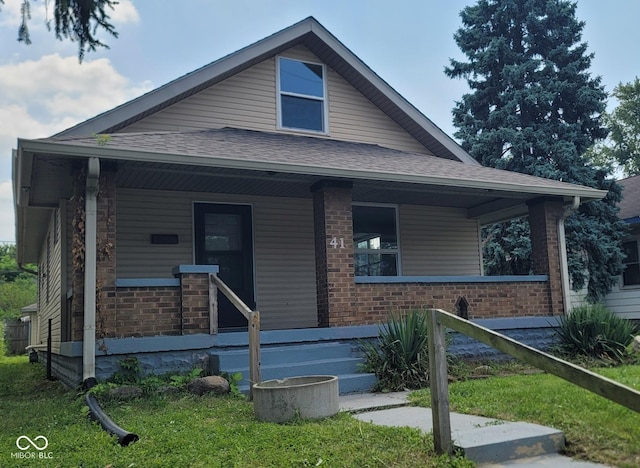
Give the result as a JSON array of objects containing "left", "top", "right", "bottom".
[
  {"left": 12, "top": 17, "right": 607, "bottom": 391},
  {"left": 602, "top": 175, "right": 640, "bottom": 320}
]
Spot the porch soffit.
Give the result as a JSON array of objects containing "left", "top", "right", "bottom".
[{"left": 25, "top": 155, "right": 507, "bottom": 210}]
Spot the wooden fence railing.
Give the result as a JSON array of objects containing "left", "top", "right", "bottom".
[
  {"left": 209, "top": 273, "right": 261, "bottom": 399},
  {"left": 427, "top": 308, "right": 640, "bottom": 455}
]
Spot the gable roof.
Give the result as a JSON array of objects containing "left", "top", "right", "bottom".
[{"left": 55, "top": 16, "right": 477, "bottom": 165}]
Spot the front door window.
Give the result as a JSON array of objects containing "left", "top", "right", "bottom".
[{"left": 194, "top": 203, "right": 254, "bottom": 330}]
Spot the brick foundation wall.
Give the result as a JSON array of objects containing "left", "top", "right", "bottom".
[{"left": 349, "top": 281, "right": 552, "bottom": 326}]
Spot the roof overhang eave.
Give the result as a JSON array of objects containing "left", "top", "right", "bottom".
[{"left": 18, "top": 139, "right": 608, "bottom": 204}]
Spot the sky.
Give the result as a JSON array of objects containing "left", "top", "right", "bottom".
[{"left": 1, "top": 0, "right": 639, "bottom": 245}]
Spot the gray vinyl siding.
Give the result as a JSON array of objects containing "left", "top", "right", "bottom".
[
  {"left": 117, "top": 189, "right": 194, "bottom": 277},
  {"left": 116, "top": 188, "right": 318, "bottom": 330},
  {"left": 604, "top": 285, "right": 640, "bottom": 320},
  {"left": 399, "top": 205, "right": 482, "bottom": 276},
  {"left": 38, "top": 209, "right": 63, "bottom": 352},
  {"left": 121, "top": 45, "right": 430, "bottom": 155}
]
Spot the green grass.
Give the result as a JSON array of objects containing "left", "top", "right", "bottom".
[
  {"left": 0, "top": 354, "right": 471, "bottom": 468},
  {"left": 410, "top": 364, "right": 640, "bottom": 468}
]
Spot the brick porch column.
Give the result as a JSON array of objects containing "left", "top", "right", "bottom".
[
  {"left": 311, "top": 180, "right": 355, "bottom": 327},
  {"left": 96, "top": 164, "right": 117, "bottom": 338},
  {"left": 527, "top": 197, "right": 564, "bottom": 315},
  {"left": 69, "top": 161, "right": 117, "bottom": 341}
]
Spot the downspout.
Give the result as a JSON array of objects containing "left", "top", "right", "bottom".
[
  {"left": 83, "top": 157, "right": 100, "bottom": 388},
  {"left": 558, "top": 196, "right": 580, "bottom": 315}
]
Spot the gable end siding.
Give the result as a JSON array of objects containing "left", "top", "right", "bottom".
[{"left": 121, "top": 45, "right": 431, "bottom": 155}]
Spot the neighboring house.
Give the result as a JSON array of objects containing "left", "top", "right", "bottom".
[
  {"left": 12, "top": 17, "right": 607, "bottom": 390},
  {"left": 603, "top": 175, "right": 640, "bottom": 320},
  {"left": 20, "top": 303, "right": 39, "bottom": 350}
]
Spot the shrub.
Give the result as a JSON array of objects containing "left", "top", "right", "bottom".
[
  {"left": 556, "top": 304, "right": 638, "bottom": 362},
  {"left": 360, "top": 310, "right": 431, "bottom": 391},
  {"left": 111, "top": 356, "right": 142, "bottom": 384}
]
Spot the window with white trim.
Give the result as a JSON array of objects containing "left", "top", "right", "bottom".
[
  {"left": 622, "top": 240, "right": 640, "bottom": 286},
  {"left": 353, "top": 205, "right": 399, "bottom": 276},
  {"left": 277, "top": 57, "right": 326, "bottom": 133}
]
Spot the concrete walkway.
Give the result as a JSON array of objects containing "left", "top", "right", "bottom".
[{"left": 339, "top": 392, "right": 609, "bottom": 467}]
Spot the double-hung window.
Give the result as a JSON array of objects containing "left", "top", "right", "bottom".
[
  {"left": 353, "top": 205, "right": 399, "bottom": 276},
  {"left": 277, "top": 57, "right": 326, "bottom": 133},
  {"left": 622, "top": 240, "right": 640, "bottom": 286}
]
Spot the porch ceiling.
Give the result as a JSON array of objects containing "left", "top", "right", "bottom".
[{"left": 21, "top": 156, "right": 509, "bottom": 209}]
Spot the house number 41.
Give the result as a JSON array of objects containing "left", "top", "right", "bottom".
[{"left": 330, "top": 237, "right": 345, "bottom": 249}]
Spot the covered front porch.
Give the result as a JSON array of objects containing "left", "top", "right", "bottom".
[
  {"left": 14, "top": 129, "right": 606, "bottom": 386},
  {"left": 65, "top": 164, "right": 569, "bottom": 341}
]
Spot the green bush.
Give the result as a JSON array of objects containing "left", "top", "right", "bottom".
[
  {"left": 360, "top": 309, "right": 431, "bottom": 391},
  {"left": 556, "top": 304, "right": 638, "bottom": 362}
]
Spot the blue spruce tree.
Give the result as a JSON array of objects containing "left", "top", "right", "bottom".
[{"left": 445, "top": 0, "right": 627, "bottom": 301}]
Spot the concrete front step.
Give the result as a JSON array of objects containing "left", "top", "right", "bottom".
[
  {"left": 210, "top": 341, "right": 376, "bottom": 395},
  {"left": 210, "top": 342, "right": 356, "bottom": 372},
  {"left": 229, "top": 357, "right": 363, "bottom": 381},
  {"left": 454, "top": 421, "right": 565, "bottom": 464},
  {"left": 353, "top": 406, "right": 566, "bottom": 465}
]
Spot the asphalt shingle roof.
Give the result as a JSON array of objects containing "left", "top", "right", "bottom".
[{"left": 45, "top": 127, "right": 605, "bottom": 199}]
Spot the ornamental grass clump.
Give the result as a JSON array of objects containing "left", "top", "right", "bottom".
[
  {"left": 360, "top": 309, "right": 431, "bottom": 391},
  {"left": 556, "top": 304, "right": 638, "bottom": 363}
]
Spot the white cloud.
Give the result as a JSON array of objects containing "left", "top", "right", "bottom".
[
  {"left": 109, "top": 0, "right": 139, "bottom": 25},
  {"left": 0, "top": 180, "right": 16, "bottom": 244},
  {"left": 0, "top": 54, "right": 152, "bottom": 119},
  {"left": 0, "top": 52, "right": 152, "bottom": 146},
  {"left": 0, "top": 52, "right": 153, "bottom": 242}
]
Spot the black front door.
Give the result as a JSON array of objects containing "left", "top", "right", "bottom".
[{"left": 194, "top": 203, "right": 254, "bottom": 330}]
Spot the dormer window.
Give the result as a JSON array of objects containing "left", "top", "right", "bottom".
[{"left": 277, "top": 57, "right": 327, "bottom": 133}]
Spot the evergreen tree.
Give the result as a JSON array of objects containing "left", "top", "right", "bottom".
[
  {"left": 0, "top": 0, "right": 118, "bottom": 61},
  {"left": 446, "top": 0, "right": 627, "bottom": 301}
]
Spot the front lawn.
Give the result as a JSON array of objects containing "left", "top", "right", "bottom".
[
  {"left": 410, "top": 364, "right": 640, "bottom": 468},
  {"left": 0, "top": 355, "right": 470, "bottom": 468}
]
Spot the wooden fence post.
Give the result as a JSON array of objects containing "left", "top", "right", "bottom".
[{"left": 427, "top": 309, "right": 452, "bottom": 455}]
